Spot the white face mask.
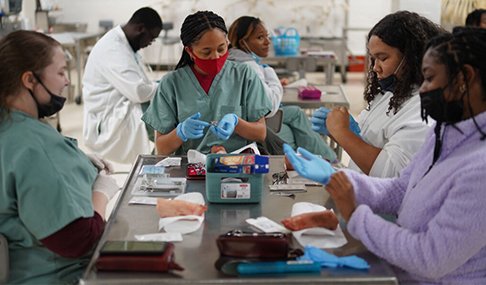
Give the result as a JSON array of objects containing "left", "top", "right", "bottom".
[{"left": 242, "top": 40, "right": 262, "bottom": 64}]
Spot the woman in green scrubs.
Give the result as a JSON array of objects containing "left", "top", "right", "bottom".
[
  {"left": 142, "top": 11, "right": 273, "bottom": 155},
  {"left": 0, "top": 31, "right": 119, "bottom": 284}
]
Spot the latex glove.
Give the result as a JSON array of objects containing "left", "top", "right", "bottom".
[
  {"left": 349, "top": 114, "right": 361, "bottom": 137},
  {"left": 86, "top": 153, "right": 114, "bottom": 174},
  {"left": 311, "top": 107, "right": 331, "bottom": 135},
  {"left": 283, "top": 143, "right": 335, "bottom": 185},
  {"left": 176, "top": 112, "right": 210, "bottom": 142},
  {"left": 298, "top": 246, "right": 370, "bottom": 269},
  {"left": 312, "top": 107, "right": 361, "bottom": 137},
  {"left": 92, "top": 174, "right": 120, "bottom": 201},
  {"left": 210, "top": 113, "right": 238, "bottom": 141}
]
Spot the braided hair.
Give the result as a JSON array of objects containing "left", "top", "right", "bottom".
[
  {"left": 227, "top": 16, "right": 262, "bottom": 49},
  {"left": 175, "top": 11, "right": 228, "bottom": 70},
  {"left": 465, "top": 9, "right": 486, "bottom": 26},
  {"left": 425, "top": 27, "right": 486, "bottom": 169},
  {"left": 365, "top": 11, "right": 446, "bottom": 114}
]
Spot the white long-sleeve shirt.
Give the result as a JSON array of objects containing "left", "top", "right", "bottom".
[
  {"left": 83, "top": 25, "right": 157, "bottom": 164},
  {"left": 348, "top": 89, "right": 430, "bottom": 178}
]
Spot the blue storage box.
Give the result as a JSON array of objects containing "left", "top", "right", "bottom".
[{"left": 206, "top": 154, "right": 264, "bottom": 203}]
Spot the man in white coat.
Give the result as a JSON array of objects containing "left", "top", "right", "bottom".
[{"left": 83, "top": 7, "right": 162, "bottom": 164}]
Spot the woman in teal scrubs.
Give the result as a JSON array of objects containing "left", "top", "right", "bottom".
[
  {"left": 142, "top": 11, "right": 273, "bottom": 155},
  {"left": 0, "top": 31, "right": 119, "bottom": 284}
]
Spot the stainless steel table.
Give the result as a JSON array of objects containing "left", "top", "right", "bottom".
[
  {"left": 261, "top": 52, "right": 337, "bottom": 85},
  {"left": 282, "top": 84, "right": 349, "bottom": 114},
  {"left": 80, "top": 155, "right": 397, "bottom": 284}
]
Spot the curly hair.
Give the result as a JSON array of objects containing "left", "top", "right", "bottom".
[
  {"left": 175, "top": 11, "right": 228, "bottom": 70},
  {"left": 364, "top": 11, "right": 446, "bottom": 114}
]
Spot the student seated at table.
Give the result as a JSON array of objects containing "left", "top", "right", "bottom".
[
  {"left": 311, "top": 11, "right": 445, "bottom": 177},
  {"left": 227, "top": 16, "right": 337, "bottom": 162},
  {"left": 0, "top": 30, "right": 120, "bottom": 284},
  {"left": 466, "top": 9, "right": 486, "bottom": 28},
  {"left": 142, "top": 11, "right": 273, "bottom": 155},
  {"left": 283, "top": 26, "right": 486, "bottom": 284}
]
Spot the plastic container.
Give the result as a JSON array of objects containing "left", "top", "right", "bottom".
[
  {"left": 297, "top": 85, "right": 322, "bottom": 99},
  {"left": 272, "top": 27, "right": 301, "bottom": 56},
  {"left": 206, "top": 154, "right": 264, "bottom": 203}
]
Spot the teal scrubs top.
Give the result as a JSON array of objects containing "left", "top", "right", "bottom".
[
  {"left": 0, "top": 110, "right": 98, "bottom": 284},
  {"left": 142, "top": 60, "right": 273, "bottom": 154}
]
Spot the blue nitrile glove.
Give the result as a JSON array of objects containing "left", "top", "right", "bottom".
[
  {"left": 260, "top": 63, "right": 270, "bottom": 68},
  {"left": 176, "top": 112, "right": 210, "bottom": 142},
  {"left": 283, "top": 144, "right": 335, "bottom": 185},
  {"left": 349, "top": 114, "right": 361, "bottom": 138},
  {"left": 311, "top": 107, "right": 331, "bottom": 135},
  {"left": 298, "top": 246, "right": 370, "bottom": 270},
  {"left": 210, "top": 113, "right": 238, "bottom": 141}
]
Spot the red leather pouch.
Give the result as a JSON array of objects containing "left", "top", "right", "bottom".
[
  {"left": 216, "top": 230, "right": 289, "bottom": 258},
  {"left": 96, "top": 242, "right": 184, "bottom": 272},
  {"left": 297, "top": 85, "right": 322, "bottom": 99}
]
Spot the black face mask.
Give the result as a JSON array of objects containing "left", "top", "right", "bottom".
[
  {"left": 378, "top": 57, "right": 405, "bottom": 92},
  {"left": 419, "top": 86, "right": 464, "bottom": 124},
  {"left": 29, "top": 73, "right": 66, "bottom": 118},
  {"left": 378, "top": 74, "right": 398, "bottom": 92}
]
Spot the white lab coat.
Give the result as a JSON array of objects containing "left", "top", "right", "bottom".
[
  {"left": 83, "top": 25, "right": 157, "bottom": 164},
  {"left": 348, "top": 89, "right": 430, "bottom": 178},
  {"left": 228, "top": 48, "right": 282, "bottom": 117}
]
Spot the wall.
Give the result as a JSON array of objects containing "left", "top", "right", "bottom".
[{"left": 20, "top": 0, "right": 441, "bottom": 63}]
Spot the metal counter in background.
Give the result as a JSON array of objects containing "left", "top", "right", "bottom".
[
  {"left": 81, "top": 155, "right": 397, "bottom": 284},
  {"left": 261, "top": 51, "right": 337, "bottom": 85}
]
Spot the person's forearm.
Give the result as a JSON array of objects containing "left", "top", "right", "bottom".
[
  {"left": 234, "top": 117, "right": 267, "bottom": 142},
  {"left": 92, "top": 191, "right": 109, "bottom": 221},
  {"left": 332, "top": 128, "right": 381, "bottom": 175},
  {"left": 156, "top": 130, "right": 183, "bottom": 155}
]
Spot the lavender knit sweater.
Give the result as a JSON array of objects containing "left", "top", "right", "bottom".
[{"left": 343, "top": 111, "right": 486, "bottom": 284}]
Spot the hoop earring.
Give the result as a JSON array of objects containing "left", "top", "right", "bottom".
[{"left": 460, "top": 84, "right": 466, "bottom": 94}]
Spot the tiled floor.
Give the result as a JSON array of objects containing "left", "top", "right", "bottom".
[{"left": 57, "top": 69, "right": 366, "bottom": 214}]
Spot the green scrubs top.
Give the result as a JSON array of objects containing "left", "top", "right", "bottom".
[
  {"left": 0, "top": 110, "right": 98, "bottom": 284},
  {"left": 142, "top": 60, "right": 273, "bottom": 154}
]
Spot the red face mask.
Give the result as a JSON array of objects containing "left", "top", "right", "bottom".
[{"left": 189, "top": 48, "right": 228, "bottom": 75}]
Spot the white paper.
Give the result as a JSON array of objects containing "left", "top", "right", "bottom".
[
  {"left": 129, "top": 196, "right": 158, "bottom": 205},
  {"left": 187, "top": 149, "right": 207, "bottom": 164},
  {"left": 230, "top": 143, "right": 260, "bottom": 155},
  {"left": 246, "top": 216, "right": 291, "bottom": 234},
  {"left": 158, "top": 192, "right": 205, "bottom": 234},
  {"left": 155, "top": 157, "right": 182, "bottom": 167},
  {"left": 135, "top": 232, "right": 183, "bottom": 242},
  {"left": 290, "top": 202, "right": 348, "bottom": 249}
]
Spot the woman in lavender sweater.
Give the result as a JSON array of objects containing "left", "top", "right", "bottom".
[{"left": 283, "top": 27, "right": 486, "bottom": 283}]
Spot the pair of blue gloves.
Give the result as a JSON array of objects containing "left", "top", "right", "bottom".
[
  {"left": 176, "top": 112, "right": 238, "bottom": 141},
  {"left": 311, "top": 107, "right": 361, "bottom": 138},
  {"left": 283, "top": 143, "right": 335, "bottom": 185},
  {"left": 298, "top": 246, "right": 370, "bottom": 270}
]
